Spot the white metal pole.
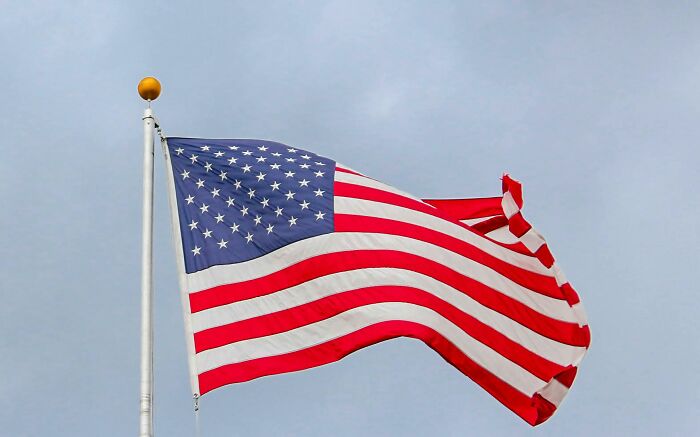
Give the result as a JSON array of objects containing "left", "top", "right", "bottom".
[{"left": 139, "top": 106, "right": 155, "bottom": 437}]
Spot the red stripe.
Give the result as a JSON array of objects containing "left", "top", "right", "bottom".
[
  {"left": 422, "top": 197, "right": 504, "bottom": 220},
  {"left": 560, "top": 283, "right": 581, "bottom": 306},
  {"left": 336, "top": 166, "right": 365, "bottom": 177},
  {"left": 194, "top": 285, "right": 566, "bottom": 381},
  {"left": 502, "top": 174, "right": 523, "bottom": 208},
  {"left": 470, "top": 215, "right": 509, "bottom": 234},
  {"left": 491, "top": 240, "right": 533, "bottom": 255},
  {"left": 189, "top": 250, "right": 590, "bottom": 347},
  {"left": 508, "top": 212, "right": 531, "bottom": 237},
  {"left": 534, "top": 245, "right": 555, "bottom": 269},
  {"left": 554, "top": 366, "right": 577, "bottom": 388},
  {"left": 197, "top": 320, "right": 558, "bottom": 426},
  {"left": 334, "top": 214, "right": 563, "bottom": 299}
]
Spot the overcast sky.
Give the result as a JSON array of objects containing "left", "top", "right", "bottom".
[{"left": 1, "top": 1, "right": 699, "bottom": 436}]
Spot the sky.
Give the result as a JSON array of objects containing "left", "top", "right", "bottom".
[{"left": 1, "top": 1, "right": 699, "bottom": 435}]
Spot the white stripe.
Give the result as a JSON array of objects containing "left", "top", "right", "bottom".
[
  {"left": 486, "top": 227, "right": 520, "bottom": 244},
  {"left": 520, "top": 228, "right": 545, "bottom": 253},
  {"left": 191, "top": 268, "right": 586, "bottom": 366},
  {"left": 335, "top": 196, "right": 550, "bottom": 275},
  {"left": 336, "top": 170, "right": 424, "bottom": 202},
  {"left": 195, "top": 302, "right": 547, "bottom": 396},
  {"left": 461, "top": 218, "right": 520, "bottom": 245},
  {"left": 502, "top": 192, "right": 519, "bottom": 219},
  {"left": 186, "top": 232, "right": 579, "bottom": 324},
  {"left": 460, "top": 215, "right": 499, "bottom": 226},
  {"left": 459, "top": 219, "right": 521, "bottom": 244},
  {"left": 551, "top": 263, "right": 567, "bottom": 287},
  {"left": 336, "top": 164, "right": 364, "bottom": 175},
  {"left": 538, "top": 378, "right": 569, "bottom": 407},
  {"left": 572, "top": 302, "right": 588, "bottom": 327}
]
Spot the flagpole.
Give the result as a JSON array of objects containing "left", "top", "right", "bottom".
[{"left": 138, "top": 77, "right": 161, "bottom": 437}]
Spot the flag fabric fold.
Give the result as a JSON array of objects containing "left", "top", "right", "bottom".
[{"left": 163, "top": 138, "right": 590, "bottom": 426}]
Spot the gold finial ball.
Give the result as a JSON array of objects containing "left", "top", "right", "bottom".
[{"left": 138, "top": 77, "right": 161, "bottom": 101}]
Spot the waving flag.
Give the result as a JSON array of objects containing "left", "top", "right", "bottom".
[{"left": 163, "top": 138, "right": 590, "bottom": 426}]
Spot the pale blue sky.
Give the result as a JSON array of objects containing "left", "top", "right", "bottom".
[{"left": 1, "top": 1, "right": 699, "bottom": 435}]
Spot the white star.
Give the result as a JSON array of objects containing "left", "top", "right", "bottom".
[
  {"left": 270, "top": 181, "right": 281, "bottom": 191},
  {"left": 175, "top": 147, "right": 184, "bottom": 155},
  {"left": 245, "top": 232, "right": 254, "bottom": 244},
  {"left": 271, "top": 152, "right": 282, "bottom": 157},
  {"left": 185, "top": 195, "right": 195, "bottom": 205},
  {"left": 191, "top": 246, "right": 201, "bottom": 256},
  {"left": 274, "top": 206, "right": 284, "bottom": 217},
  {"left": 258, "top": 145, "right": 268, "bottom": 151},
  {"left": 284, "top": 171, "right": 295, "bottom": 178},
  {"left": 180, "top": 170, "right": 190, "bottom": 180},
  {"left": 300, "top": 200, "right": 310, "bottom": 210},
  {"left": 199, "top": 204, "right": 209, "bottom": 214},
  {"left": 204, "top": 162, "right": 213, "bottom": 172},
  {"left": 200, "top": 145, "right": 210, "bottom": 151},
  {"left": 214, "top": 213, "right": 225, "bottom": 223},
  {"left": 242, "top": 164, "right": 252, "bottom": 173},
  {"left": 226, "top": 196, "right": 235, "bottom": 207},
  {"left": 286, "top": 157, "right": 296, "bottom": 163},
  {"left": 214, "top": 151, "right": 224, "bottom": 158},
  {"left": 202, "top": 228, "right": 212, "bottom": 239},
  {"left": 270, "top": 163, "right": 281, "bottom": 170},
  {"left": 228, "top": 145, "right": 239, "bottom": 150},
  {"left": 253, "top": 215, "right": 262, "bottom": 226},
  {"left": 266, "top": 224, "right": 274, "bottom": 234},
  {"left": 315, "top": 211, "right": 326, "bottom": 221},
  {"left": 288, "top": 216, "right": 298, "bottom": 226},
  {"left": 210, "top": 188, "right": 220, "bottom": 198},
  {"left": 217, "top": 238, "right": 228, "bottom": 249},
  {"left": 242, "top": 150, "right": 253, "bottom": 156},
  {"left": 260, "top": 197, "right": 270, "bottom": 208},
  {"left": 299, "top": 163, "right": 310, "bottom": 169},
  {"left": 190, "top": 154, "right": 199, "bottom": 163},
  {"left": 314, "top": 188, "right": 325, "bottom": 197},
  {"left": 247, "top": 188, "right": 256, "bottom": 199},
  {"left": 285, "top": 190, "right": 296, "bottom": 200},
  {"left": 256, "top": 156, "right": 267, "bottom": 163},
  {"left": 188, "top": 220, "right": 198, "bottom": 230},
  {"left": 240, "top": 206, "right": 249, "bottom": 216},
  {"left": 301, "top": 154, "right": 311, "bottom": 160},
  {"left": 233, "top": 180, "right": 242, "bottom": 190},
  {"left": 287, "top": 148, "right": 297, "bottom": 153},
  {"left": 195, "top": 179, "right": 205, "bottom": 189},
  {"left": 298, "top": 179, "right": 310, "bottom": 187},
  {"left": 230, "top": 222, "right": 240, "bottom": 233},
  {"left": 314, "top": 170, "right": 324, "bottom": 177},
  {"left": 315, "top": 161, "right": 325, "bottom": 166},
  {"left": 228, "top": 157, "right": 238, "bottom": 165},
  {"left": 219, "top": 170, "right": 228, "bottom": 181},
  {"left": 256, "top": 172, "right": 266, "bottom": 182}
]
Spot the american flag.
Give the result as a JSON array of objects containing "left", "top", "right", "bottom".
[{"left": 164, "top": 138, "right": 590, "bottom": 426}]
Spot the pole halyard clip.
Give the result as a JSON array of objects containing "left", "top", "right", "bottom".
[{"left": 155, "top": 122, "right": 166, "bottom": 142}]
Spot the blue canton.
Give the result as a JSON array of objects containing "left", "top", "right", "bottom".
[{"left": 167, "top": 138, "right": 335, "bottom": 273}]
